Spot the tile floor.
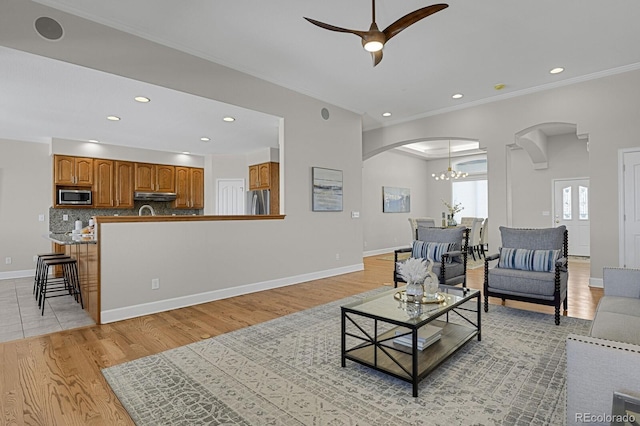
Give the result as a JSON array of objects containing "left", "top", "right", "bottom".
[{"left": 0, "top": 276, "right": 95, "bottom": 344}]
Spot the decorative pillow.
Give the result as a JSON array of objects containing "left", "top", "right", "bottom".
[
  {"left": 498, "top": 248, "right": 560, "bottom": 272},
  {"left": 412, "top": 241, "right": 457, "bottom": 263}
]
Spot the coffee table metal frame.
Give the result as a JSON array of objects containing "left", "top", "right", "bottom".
[{"left": 341, "top": 285, "right": 481, "bottom": 397}]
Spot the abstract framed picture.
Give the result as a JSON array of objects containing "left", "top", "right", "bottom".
[
  {"left": 383, "top": 186, "right": 410, "bottom": 213},
  {"left": 312, "top": 167, "right": 343, "bottom": 212}
]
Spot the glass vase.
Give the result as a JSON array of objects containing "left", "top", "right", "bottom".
[{"left": 405, "top": 280, "right": 424, "bottom": 303}]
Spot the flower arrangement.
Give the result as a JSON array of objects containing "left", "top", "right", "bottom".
[
  {"left": 396, "top": 257, "right": 428, "bottom": 284},
  {"left": 442, "top": 199, "right": 464, "bottom": 216}
]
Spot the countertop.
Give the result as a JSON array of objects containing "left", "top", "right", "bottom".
[{"left": 46, "top": 233, "right": 97, "bottom": 245}]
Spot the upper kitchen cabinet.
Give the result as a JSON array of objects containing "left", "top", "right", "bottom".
[
  {"left": 54, "top": 155, "right": 93, "bottom": 186},
  {"left": 249, "top": 162, "right": 277, "bottom": 190},
  {"left": 93, "top": 159, "right": 114, "bottom": 208},
  {"left": 135, "top": 163, "right": 175, "bottom": 193},
  {"left": 114, "top": 161, "right": 134, "bottom": 208},
  {"left": 93, "top": 160, "right": 134, "bottom": 208},
  {"left": 174, "top": 167, "right": 204, "bottom": 209}
]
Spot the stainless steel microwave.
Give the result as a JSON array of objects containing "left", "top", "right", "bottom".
[{"left": 58, "top": 189, "right": 92, "bottom": 205}]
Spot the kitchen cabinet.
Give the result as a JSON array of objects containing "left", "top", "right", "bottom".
[
  {"left": 248, "top": 162, "right": 279, "bottom": 215},
  {"left": 92, "top": 160, "right": 134, "bottom": 208},
  {"left": 249, "top": 162, "right": 276, "bottom": 190},
  {"left": 135, "top": 163, "right": 175, "bottom": 193},
  {"left": 114, "top": 161, "right": 134, "bottom": 208},
  {"left": 54, "top": 155, "right": 93, "bottom": 186},
  {"left": 174, "top": 167, "right": 204, "bottom": 209},
  {"left": 93, "top": 159, "right": 114, "bottom": 208}
]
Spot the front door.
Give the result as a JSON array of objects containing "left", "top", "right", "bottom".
[
  {"left": 553, "top": 178, "right": 590, "bottom": 257},
  {"left": 217, "top": 179, "right": 245, "bottom": 215}
]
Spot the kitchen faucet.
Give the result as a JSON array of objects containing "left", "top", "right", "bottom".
[{"left": 138, "top": 204, "right": 156, "bottom": 216}]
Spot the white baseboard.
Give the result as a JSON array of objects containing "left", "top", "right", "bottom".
[
  {"left": 589, "top": 277, "right": 604, "bottom": 288},
  {"left": 0, "top": 269, "right": 35, "bottom": 280},
  {"left": 101, "top": 263, "right": 364, "bottom": 324},
  {"left": 363, "top": 246, "right": 408, "bottom": 257}
]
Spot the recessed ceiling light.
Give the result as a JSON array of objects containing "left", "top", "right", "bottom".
[
  {"left": 550, "top": 67, "right": 564, "bottom": 74},
  {"left": 106, "top": 115, "right": 120, "bottom": 121},
  {"left": 382, "top": 112, "right": 392, "bottom": 117},
  {"left": 452, "top": 93, "right": 463, "bottom": 99},
  {"left": 88, "top": 139, "right": 99, "bottom": 143},
  {"left": 200, "top": 137, "right": 211, "bottom": 142},
  {"left": 182, "top": 151, "right": 190, "bottom": 155},
  {"left": 134, "top": 96, "right": 150, "bottom": 103},
  {"left": 223, "top": 116, "right": 235, "bottom": 122}
]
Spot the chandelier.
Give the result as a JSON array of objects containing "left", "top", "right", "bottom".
[{"left": 432, "top": 140, "right": 468, "bottom": 181}]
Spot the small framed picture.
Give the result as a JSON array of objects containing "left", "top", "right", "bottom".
[
  {"left": 312, "top": 167, "right": 343, "bottom": 212},
  {"left": 383, "top": 186, "right": 410, "bottom": 213}
]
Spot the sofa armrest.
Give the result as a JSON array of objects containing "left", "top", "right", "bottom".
[
  {"left": 603, "top": 267, "right": 640, "bottom": 298},
  {"left": 566, "top": 334, "right": 640, "bottom": 424}
]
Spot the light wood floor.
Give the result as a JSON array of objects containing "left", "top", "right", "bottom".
[{"left": 0, "top": 255, "right": 601, "bottom": 425}]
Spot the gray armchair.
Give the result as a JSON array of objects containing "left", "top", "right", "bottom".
[
  {"left": 394, "top": 226, "right": 469, "bottom": 288},
  {"left": 484, "top": 226, "right": 568, "bottom": 325}
]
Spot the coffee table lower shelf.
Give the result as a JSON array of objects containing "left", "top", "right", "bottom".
[{"left": 343, "top": 320, "right": 478, "bottom": 396}]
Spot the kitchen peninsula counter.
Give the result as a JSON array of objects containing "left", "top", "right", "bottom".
[
  {"left": 45, "top": 233, "right": 99, "bottom": 323},
  {"left": 95, "top": 214, "right": 285, "bottom": 223}
]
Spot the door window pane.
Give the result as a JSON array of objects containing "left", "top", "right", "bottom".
[
  {"left": 563, "top": 186, "right": 572, "bottom": 220},
  {"left": 579, "top": 186, "right": 589, "bottom": 220}
]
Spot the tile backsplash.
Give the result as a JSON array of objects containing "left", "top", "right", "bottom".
[{"left": 49, "top": 202, "right": 202, "bottom": 233}]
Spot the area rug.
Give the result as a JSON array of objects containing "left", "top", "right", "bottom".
[{"left": 102, "top": 288, "right": 591, "bottom": 425}]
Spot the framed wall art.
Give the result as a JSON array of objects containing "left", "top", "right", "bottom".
[
  {"left": 383, "top": 186, "right": 410, "bottom": 213},
  {"left": 312, "top": 167, "right": 343, "bottom": 212}
]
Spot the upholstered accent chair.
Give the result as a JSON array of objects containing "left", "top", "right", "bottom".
[
  {"left": 394, "top": 226, "right": 469, "bottom": 288},
  {"left": 484, "top": 226, "right": 568, "bottom": 325}
]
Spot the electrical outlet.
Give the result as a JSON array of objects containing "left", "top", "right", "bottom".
[
  {"left": 5, "top": 257, "right": 11, "bottom": 265},
  {"left": 351, "top": 211, "right": 360, "bottom": 218},
  {"left": 63, "top": 214, "right": 69, "bottom": 221},
  {"left": 335, "top": 253, "right": 340, "bottom": 261},
  {"left": 38, "top": 214, "right": 45, "bottom": 222},
  {"left": 33, "top": 255, "right": 38, "bottom": 262},
  {"left": 151, "top": 278, "right": 160, "bottom": 290}
]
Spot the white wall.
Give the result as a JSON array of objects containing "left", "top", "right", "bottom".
[
  {"left": 0, "top": 139, "right": 51, "bottom": 277},
  {"left": 364, "top": 69, "right": 640, "bottom": 279},
  {"left": 362, "top": 150, "right": 430, "bottom": 253}
]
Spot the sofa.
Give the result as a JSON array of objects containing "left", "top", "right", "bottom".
[{"left": 566, "top": 267, "right": 640, "bottom": 425}]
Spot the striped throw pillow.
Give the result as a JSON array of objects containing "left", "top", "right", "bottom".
[
  {"left": 498, "top": 248, "right": 560, "bottom": 272},
  {"left": 412, "top": 241, "right": 457, "bottom": 263}
]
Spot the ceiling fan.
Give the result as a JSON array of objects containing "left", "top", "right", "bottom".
[{"left": 304, "top": 1, "right": 448, "bottom": 66}]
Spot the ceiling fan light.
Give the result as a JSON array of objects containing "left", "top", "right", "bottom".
[{"left": 364, "top": 40, "right": 383, "bottom": 52}]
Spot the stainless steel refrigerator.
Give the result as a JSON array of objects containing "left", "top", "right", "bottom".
[{"left": 247, "top": 189, "right": 270, "bottom": 215}]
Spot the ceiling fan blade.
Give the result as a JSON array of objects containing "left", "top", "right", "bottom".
[
  {"left": 383, "top": 3, "right": 448, "bottom": 41},
  {"left": 371, "top": 50, "right": 383, "bottom": 67},
  {"left": 304, "top": 17, "right": 366, "bottom": 38}
]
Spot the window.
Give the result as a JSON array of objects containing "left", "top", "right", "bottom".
[
  {"left": 451, "top": 180, "right": 488, "bottom": 223},
  {"left": 563, "top": 186, "right": 572, "bottom": 220},
  {"left": 579, "top": 185, "right": 589, "bottom": 220}
]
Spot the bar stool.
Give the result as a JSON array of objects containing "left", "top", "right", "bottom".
[
  {"left": 33, "top": 253, "right": 70, "bottom": 298},
  {"left": 38, "top": 257, "right": 83, "bottom": 315}
]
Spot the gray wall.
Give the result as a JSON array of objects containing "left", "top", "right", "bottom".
[
  {"left": 362, "top": 150, "right": 431, "bottom": 253},
  {"left": 0, "top": 2, "right": 364, "bottom": 298},
  {"left": 364, "top": 69, "right": 640, "bottom": 280},
  {"left": 510, "top": 133, "right": 589, "bottom": 228},
  {"left": 0, "top": 139, "right": 52, "bottom": 277}
]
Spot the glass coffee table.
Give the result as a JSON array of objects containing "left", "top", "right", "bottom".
[{"left": 341, "top": 285, "right": 481, "bottom": 397}]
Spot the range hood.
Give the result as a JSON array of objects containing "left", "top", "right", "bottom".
[{"left": 134, "top": 191, "right": 177, "bottom": 202}]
